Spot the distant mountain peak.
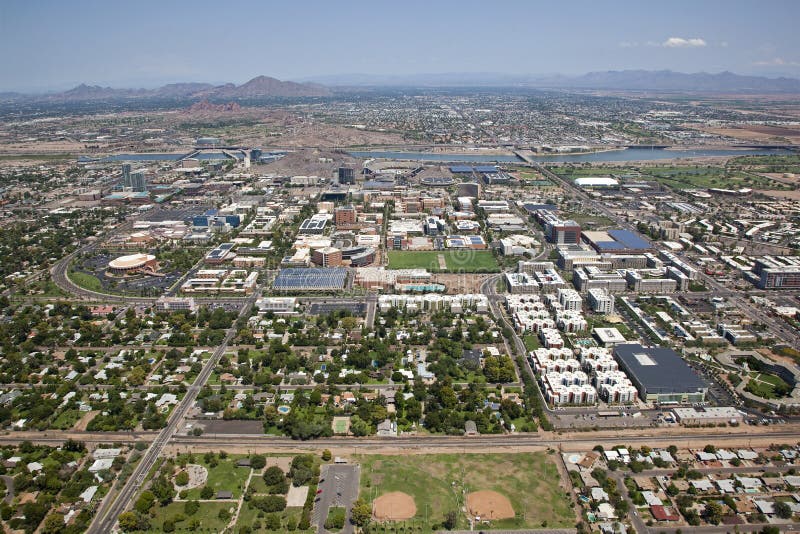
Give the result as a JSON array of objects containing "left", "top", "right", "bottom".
[{"left": 33, "top": 75, "right": 331, "bottom": 102}]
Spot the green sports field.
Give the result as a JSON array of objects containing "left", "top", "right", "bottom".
[
  {"left": 387, "top": 250, "right": 499, "bottom": 273},
  {"left": 358, "top": 452, "right": 573, "bottom": 532}
]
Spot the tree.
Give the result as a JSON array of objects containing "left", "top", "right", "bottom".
[
  {"left": 444, "top": 510, "right": 458, "bottom": 530},
  {"left": 351, "top": 499, "right": 371, "bottom": 527},
  {"left": 775, "top": 500, "right": 793, "bottom": 519},
  {"left": 703, "top": 501, "right": 723, "bottom": 525},
  {"left": 264, "top": 513, "right": 282, "bottom": 530},
  {"left": 184, "top": 500, "right": 200, "bottom": 516},
  {"left": 200, "top": 485, "right": 214, "bottom": 499},
  {"left": 350, "top": 415, "right": 371, "bottom": 437},
  {"left": 41, "top": 513, "right": 66, "bottom": 534},
  {"left": 175, "top": 470, "right": 190, "bottom": 486},
  {"left": 134, "top": 491, "right": 156, "bottom": 514},
  {"left": 250, "top": 454, "right": 266, "bottom": 470},
  {"left": 163, "top": 518, "right": 176, "bottom": 532},
  {"left": 264, "top": 466, "right": 285, "bottom": 486},
  {"left": 322, "top": 449, "right": 332, "bottom": 462},
  {"left": 118, "top": 512, "right": 139, "bottom": 533}
]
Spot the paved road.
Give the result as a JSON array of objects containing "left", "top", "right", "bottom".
[
  {"left": 86, "top": 289, "right": 261, "bottom": 534},
  {"left": 365, "top": 292, "right": 378, "bottom": 329}
]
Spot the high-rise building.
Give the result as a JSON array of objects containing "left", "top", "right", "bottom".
[
  {"left": 338, "top": 167, "right": 355, "bottom": 184},
  {"left": 121, "top": 163, "right": 132, "bottom": 188},
  {"left": 334, "top": 205, "right": 357, "bottom": 225},
  {"left": 130, "top": 171, "right": 147, "bottom": 192}
]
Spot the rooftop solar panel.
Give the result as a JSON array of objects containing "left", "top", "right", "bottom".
[
  {"left": 449, "top": 166, "right": 474, "bottom": 173},
  {"left": 608, "top": 229, "right": 651, "bottom": 250},
  {"left": 595, "top": 241, "right": 624, "bottom": 250},
  {"left": 273, "top": 268, "right": 347, "bottom": 291}
]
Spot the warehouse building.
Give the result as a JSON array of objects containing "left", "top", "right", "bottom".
[
  {"left": 672, "top": 406, "right": 743, "bottom": 426},
  {"left": 613, "top": 344, "right": 707, "bottom": 404}
]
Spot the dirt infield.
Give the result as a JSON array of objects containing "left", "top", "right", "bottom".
[
  {"left": 373, "top": 491, "right": 416, "bottom": 521},
  {"left": 466, "top": 490, "right": 514, "bottom": 520}
]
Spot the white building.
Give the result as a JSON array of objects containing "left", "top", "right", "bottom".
[
  {"left": 588, "top": 288, "right": 615, "bottom": 314},
  {"left": 558, "top": 288, "right": 583, "bottom": 311}
]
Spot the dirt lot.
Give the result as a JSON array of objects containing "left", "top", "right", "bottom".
[
  {"left": 373, "top": 491, "right": 416, "bottom": 521},
  {"left": 190, "top": 419, "right": 264, "bottom": 434},
  {"left": 755, "top": 189, "right": 800, "bottom": 200},
  {"left": 466, "top": 490, "right": 515, "bottom": 520},
  {"left": 72, "top": 411, "right": 99, "bottom": 431},
  {"left": 431, "top": 273, "right": 491, "bottom": 293}
]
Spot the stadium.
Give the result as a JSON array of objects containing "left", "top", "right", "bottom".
[
  {"left": 420, "top": 176, "right": 455, "bottom": 187},
  {"left": 106, "top": 253, "right": 158, "bottom": 275}
]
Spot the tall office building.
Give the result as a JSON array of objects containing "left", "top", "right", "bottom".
[
  {"left": 338, "top": 167, "right": 355, "bottom": 184},
  {"left": 130, "top": 171, "right": 147, "bottom": 192},
  {"left": 121, "top": 163, "right": 132, "bottom": 189}
]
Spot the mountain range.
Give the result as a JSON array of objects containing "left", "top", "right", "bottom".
[
  {"left": 306, "top": 69, "right": 800, "bottom": 93},
  {"left": 3, "top": 70, "right": 800, "bottom": 103},
  {"left": 2, "top": 76, "right": 331, "bottom": 102}
]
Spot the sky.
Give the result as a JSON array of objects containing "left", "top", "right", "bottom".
[{"left": 1, "top": 0, "right": 799, "bottom": 91}]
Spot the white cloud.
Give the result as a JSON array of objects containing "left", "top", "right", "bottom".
[
  {"left": 618, "top": 41, "right": 638, "bottom": 48},
  {"left": 754, "top": 57, "right": 800, "bottom": 67},
  {"left": 662, "top": 37, "right": 707, "bottom": 48}
]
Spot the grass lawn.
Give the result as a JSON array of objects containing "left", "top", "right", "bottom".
[
  {"left": 523, "top": 335, "right": 540, "bottom": 351},
  {"left": 142, "top": 501, "right": 232, "bottom": 533},
  {"left": 746, "top": 372, "right": 791, "bottom": 399},
  {"left": 357, "top": 452, "right": 572, "bottom": 532},
  {"left": 50, "top": 409, "right": 82, "bottom": 430},
  {"left": 68, "top": 270, "right": 103, "bottom": 292},
  {"left": 28, "top": 279, "right": 70, "bottom": 297},
  {"left": 235, "top": 502, "right": 306, "bottom": 533},
  {"left": 325, "top": 507, "right": 346, "bottom": 531},
  {"left": 645, "top": 166, "right": 786, "bottom": 190},
  {"left": 387, "top": 250, "right": 499, "bottom": 273},
  {"left": 178, "top": 456, "right": 251, "bottom": 500}
]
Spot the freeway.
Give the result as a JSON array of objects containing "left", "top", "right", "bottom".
[{"left": 86, "top": 287, "right": 261, "bottom": 534}]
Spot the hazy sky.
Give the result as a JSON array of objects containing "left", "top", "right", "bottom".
[{"left": 1, "top": 0, "right": 798, "bottom": 91}]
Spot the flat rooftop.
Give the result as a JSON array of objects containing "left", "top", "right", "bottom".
[{"left": 614, "top": 343, "right": 706, "bottom": 395}]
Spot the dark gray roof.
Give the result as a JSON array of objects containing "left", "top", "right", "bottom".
[{"left": 614, "top": 344, "right": 706, "bottom": 395}]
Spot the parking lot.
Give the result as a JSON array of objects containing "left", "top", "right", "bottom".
[
  {"left": 307, "top": 301, "right": 366, "bottom": 316},
  {"left": 312, "top": 463, "right": 360, "bottom": 534}
]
